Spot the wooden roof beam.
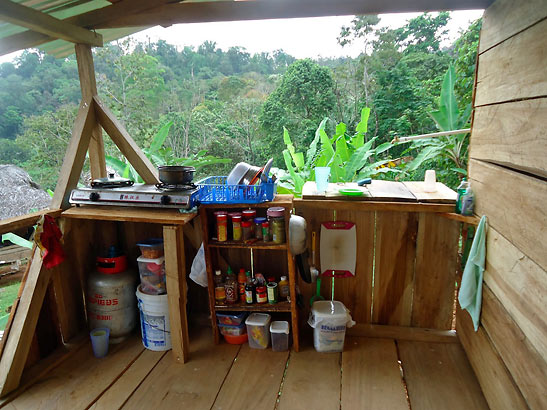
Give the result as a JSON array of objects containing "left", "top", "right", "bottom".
[
  {"left": 97, "top": 0, "right": 492, "bottom": 28},
  {"left": 0, "top": 0, "right": 171, "bottom": 56},
  {"left": 0, "top": 0, "right": 102, "bottom": 47}
]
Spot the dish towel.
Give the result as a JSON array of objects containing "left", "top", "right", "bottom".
[{"left": 458, "top": 215, "right": 487, "bottom": 331}]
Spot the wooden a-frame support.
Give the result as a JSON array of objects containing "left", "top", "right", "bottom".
[{"left": 0, "top": 44, "right": 159, "bottom": 397}]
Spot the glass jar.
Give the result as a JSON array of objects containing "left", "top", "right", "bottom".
[
  {"left": 262, "top": 222, "right": 270, "bottom": 242},
  {"left": 215, "top": 213, "right": 228, "bottom": 242},
  {"left": 256, "top": 286, "right": 267, "bottom": 304},
  {"left": 267, "top": 281, "right": 278, "bottom": 304},
  {"left": 242, "top": 220, "right": 253, "bottom": 242},
  {"left": 267, "top": 207, "right": 285, "bottom": 244},
  {"left": 254, "top": 217, "right": 267, "bottom": 240},
  {"left": 231, "top": 214, "right": 242, "bottom": 241},
  {"left": 242, "top": 209, "right": 256, "bottom": 221}
]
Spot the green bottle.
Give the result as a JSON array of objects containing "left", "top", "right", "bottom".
[{"left": 456, "top": 178, "right": 469, "bottom": 214}]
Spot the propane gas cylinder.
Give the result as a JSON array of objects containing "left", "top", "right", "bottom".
[{"left": 87, "top": 247, "right": 137, "bottom": 343}]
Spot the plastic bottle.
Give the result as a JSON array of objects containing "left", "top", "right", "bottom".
[
  {"left": 224, "top": 267, "right": 238, "bottom": 304},
  {"left": 278, "top": 276, "right": 289, "bottom": 300},
  {"left": 214, "top": 270, "right": 226, "bottom": 305},
  {"left": 456, "top": 178, "right": 469, "bottom": 214},
  {"left": 237, "top": 268, "right": 247, "bottom": 299},
  {"left": 460, "top": 184, "right": 475, "bottom": 216}
]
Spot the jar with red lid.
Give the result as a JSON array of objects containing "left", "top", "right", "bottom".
[
  {"left": 231, "top": 214, "right": 242, "bottom": 241},
  {"left": 256, "top": 286, "right": 267, "bottom": 304},
  {"left": 241, "top": 220, "right": 253, "bottom": 242},
  {"left": 242, "top": 209, "right": 256, "bottom": 221},
  {"left": 262, "top": 221, "right": 270, "bottom": 242},
  {"left": 216, "top": 213, "right": 228, "bottom": 242}
]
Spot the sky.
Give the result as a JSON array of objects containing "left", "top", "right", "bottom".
[{"left": 0, "top": 10, "right": 483, "bottom": 63}]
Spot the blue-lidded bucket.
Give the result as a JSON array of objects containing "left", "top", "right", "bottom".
[{"left": 136, "top": 285, "right": 171, "bottom": 351}]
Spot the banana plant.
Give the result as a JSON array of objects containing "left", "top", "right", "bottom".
[{"left": 106, "top": 121, "right": 231, "bottom": 182}]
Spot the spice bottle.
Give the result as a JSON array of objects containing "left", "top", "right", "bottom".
[
  {"left": 224, "top": 267, "right": 238, "bottom": 304},
  {"left": 278, "top": 276, "right": 289, "bottom": 300},
  {"left": 262, "top": 221, "right": 270, "bottom": 242},
  {"left": 242, "top": 220, "right": 253, "bottom": 242},
  {"left": 254, "top": 217, "right": 267, "bottom": 240},
  {"left": 256, "top": 286, "right": 267, "bottom": 304},
  {"left": 216, "top": 213, "right": 228, "bottom": 242},
  {"left": 231, "top": 214, "right": 242, "bottom": 241},
  {"left": 267, "top": 280, "right": 278, "bottom": 304},
  {"left": 214, "top": 270, "right": 226, "bottom": 305},
  {"left": 245, "top": 271, "right": 254, "bottom": 304},
  {"left": 237, "top": 268, "right": 246, "bottom": 299},
  {"left": 242, "top": 209, "right": 256, "bottom": 221},
  {"left": 267, "top": 207, "right": 286, "bottom": 244}
]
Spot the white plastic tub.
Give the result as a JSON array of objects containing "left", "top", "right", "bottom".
[
  {"left": 308, "top": 301, "right": 355, "bottom": 353},
  {"left": 136, "top": 285, "right": 171, "bottom": 351},
  {"left": 245, "top": 313, "right": 271, "bottom": 349},
  {"left": 270, "top": 321, "right": 290, "bottom": 351}
]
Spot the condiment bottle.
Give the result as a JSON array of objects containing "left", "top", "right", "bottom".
[
  {"left": 216, "top": 213, "right": 228, "bottom": 242},
  {"left": 242, "top": 209, "right": 256, "bottom": 221},
  {"left": 455, "top": 178, "right": 469, "bottom": 214},
  {"left": 245, "top": 271, "right": 254, "bottom": 304},
  {"left": 214, "top": 270, "right": 226, "bottom": 305},
  {"left": 278, "top": 276, "right": 289, "bottom": 300},
  {"left": 224, "top": 267, "right": 238, "bottom": 304},
  {"left": 231, "top": 214, "right": 242, "bottom": 241},
  {"left": 267, "top": 280, "right": 278, "bottom": 304},
  {"left": 237, "top": 268, "right": 247, "bottom": 299},
  {"left": 262, "top": 221, "right": 270, "bottom": 242},
  {"left": 267, "top": 207, "right": 286, "bottom": 244},
  {"left": 460, "top": 184, "right": 475, "bottom": 216},
  {"left": 242, "top": 220, "right": 253, "bottom": 242},
  {"left": 254, "top": 217, "right": 267, "bottom": 240},
  {"left": 256, "top": 286, "right": 267, "bottom": 304}
]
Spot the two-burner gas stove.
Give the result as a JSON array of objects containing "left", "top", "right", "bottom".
[{"left": 69, "top": 182, "right": 199, "bottom": 209}]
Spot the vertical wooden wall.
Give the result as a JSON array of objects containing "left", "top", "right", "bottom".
[{"left": 459, "top": 1, "right": 547, "bottom": 409}]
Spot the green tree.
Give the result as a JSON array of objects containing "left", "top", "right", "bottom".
[{"left": 453, "top": 18, "right": 482, "bottom": 109}]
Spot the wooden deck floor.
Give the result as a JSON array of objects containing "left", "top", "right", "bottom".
[{"left": 0, "top": 327, "right": 489, "bottom": 410}]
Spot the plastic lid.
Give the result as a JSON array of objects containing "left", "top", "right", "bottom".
[
  {"left": 280, "top": 276, "right": 287, "bottom": 281},
  {"left": 262, "top": 221, "right": 269, "bottom": 227},
  {"left": 311, "top": 301, "right": 348, "bottom": 318},
  {"left": 216, "top": 214, "right": 228, "bottom": 220},
  {"left": 254, "top": 217, "right": 267, "bottom": 223},
  {"left": 267, "top": 207, "right": 285, "bottom": 217},
  {"left": 136, "top": 238, "right": 164, "bottom": 248},
  {"left": 245, "top": 312, "right": 271, "bottom": 326},
  {"left": 215, "top": 270, "right": 222, "bottom": 276},
  {"left": 242, "top": 209, "right": 256, "bottom": 216},
  {"left": 270, "top": 321, "right": 290, "bottom": 334},
  {"left": 231, "top": 215, "right": 242, "bottom": 221},
  {"left": 137, "top": 255, "right": 165, "bottom": 264},
  {"left": 241, "top": 220, "right": 252, "bottom": 227}
]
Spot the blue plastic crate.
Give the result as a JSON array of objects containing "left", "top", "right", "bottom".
[{"left": 196, "top": 176, "right": 276, "bottom": 204}]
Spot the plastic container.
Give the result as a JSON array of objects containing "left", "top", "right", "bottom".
[
  {"left": 270, "top": 321, "right": 290, "bottom": 352},
  {"left": 137, "top": 256, "right": 166, "bottom": 295},
  {"left": 315, "top": 167, "right": 330, "bottom": 192},
  {"left": 136, "top": 238, "right": 164, "bottom": 259},
  {"left": 196, "top": 176, "right": 276, "bottom": 204},
  {"left": 254, "top": 217, "right": 267, "bottom": 239},
  {"left": 216, "top": 213, "right": 228, "bottom": 242},
  {"left": 90, "top": 328, "right": 110, "bottom": 358},
  {"left": 216, "top": 311, "right": 248, "bottom": 326},
  {"left": 219, "top": 322, "right": 247, "bottom": 336},
  {"left": 308, "top": 301, "right": 355, "bottom": 353},
  {"left": 223, "top": 333, "right": 248, "bottom": 345},
  {"left": 246, "top": 313, "right": 271, "bottom": 349},
  {"left": 136, "top": 285, "right": 171, "bottom": 351}
]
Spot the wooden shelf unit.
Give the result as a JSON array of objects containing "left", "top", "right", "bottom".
[{"left": 200, "top": 195, "right": 299, "bottom": 351}]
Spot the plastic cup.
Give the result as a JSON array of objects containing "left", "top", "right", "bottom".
[
  {"left": 315, "top": 167, "right": 330, "bottom": 193},
  {"left": 90, "top": 328, "right": 110, "bottom": 358},
  {"left": 424, "top": 169, "right": 437, "bottom": 192}
]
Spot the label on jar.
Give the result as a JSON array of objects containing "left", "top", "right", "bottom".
[
  {"left": 256, "top": 288, "right": 267, "bottom": 303},
  {"left": 217, "top": 224, "right": 227, "bottom": 242},
  {"left": 245, "top": 289, "right": 253, "bottom": 304},
  {"left": 267, "top": 283, "right": 278, "bottom": 304},
  {"left": 214, "top": 286, "right": 226, "bottom": 303},
  {"left": 225, "top": 285, "right": 237, "bottom": 303},
  {"left": 233, "top": 223, "right": 242, "bottom": 241}
]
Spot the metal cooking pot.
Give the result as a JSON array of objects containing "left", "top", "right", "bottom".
[{"left": 158, "top": 166, "right": 195, "bottom": 185}]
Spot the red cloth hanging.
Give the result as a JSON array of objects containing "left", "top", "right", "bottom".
[{"left": 36, "top": 214, "right": 66, "bottom": 269}]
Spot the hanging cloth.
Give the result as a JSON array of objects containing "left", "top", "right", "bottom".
[{"left": 34, "top": 214, "right": 66, "bottom": 269}]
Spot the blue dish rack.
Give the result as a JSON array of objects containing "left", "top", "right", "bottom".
[{"left": 196, "top": 176, "right": 277, "bottom": 204}]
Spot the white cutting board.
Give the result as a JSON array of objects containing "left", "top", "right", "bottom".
[{"left": 320, "top": 221, "right": 356, "bottom": 277}]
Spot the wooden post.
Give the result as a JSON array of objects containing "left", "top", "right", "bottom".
[
  {"left": 163, "top": 225, "right": 190, "bottom": 363},
  {"left": 75, "top": 44, "right": 106, "bottom": 180}
]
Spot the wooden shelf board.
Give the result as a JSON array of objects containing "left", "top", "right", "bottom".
[
  {"left": 62, "top": 205, "right": 196, "bottom": 225},
  {"left": 207, "top": 240, "right": 287, "bottom": 250},
  {"left": 214, "top": 301, "right": 292, "bottom": 312}
]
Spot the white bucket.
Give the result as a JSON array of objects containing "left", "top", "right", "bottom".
[
  {"left": 308, "top": 301, "right": 355, "bottom": 353},
  {"left": 136, "top": 285, "right": 171, "bottom": 351}
]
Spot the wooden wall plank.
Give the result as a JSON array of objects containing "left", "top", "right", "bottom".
[
  {"left": 372, "top": 211, "right": 417, "bottom": 326},
  {"left": 479, "top": 0, "right": 547, "bottom": 53},
  {"left": 278, "top": 348, "right": 341, "bottom": 410},
  {"left": 333, "top": 210, "right": 374, "bottom": 324},
  {"left": 212, "top": 345, "right": 288, "bottom": 410},
  {"left": 0, "top": 249, "right": 52, "bottom": 397},
  {"left": 470, "top": 98, "right": 547, "bottom": 178},
  {"left": 481, "top": 286, "right": 547, "bottom": 410},
  {"left": 341, "top": 337, "right": 408, "bottom": 410},
  {"left": 483, "top": 227, "right": 547, "bottom": 362},
  {"left": 475, "top": 18, "right": 547, "bottom": 106},
  {"left": 456, "top": 307, "right": 528, "bottom": 410},
  {"left": 469, "top": 159, "right": 547, "bottom": 271},
  {"left": 412, "top": 213, "right": 459, "bottom": 329},
  {"left": 399, "top": 341, "right": 489, "bottom": 410}
]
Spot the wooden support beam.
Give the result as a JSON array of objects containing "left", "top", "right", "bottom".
[
  {"left": 163, "top": 225, "right": 190, "bottom": 364},
  {"left": 98, "top": 0, "right": 492, "bottom": 28},
  {"left": 75, "top": 44, "right": 106, "bottom": 180},
  {"left": 0, "top": 248, "right": 53, "bottom": 397},
  {"left": 51, "top": 97, "right": 96, "bottom": 210},
  {"left": 0, "top": 0, "right": 169, "bottom": 56},
  {"left": 0, "top": 209, "right": 62, "bottom": 236},
  {"left": 93, "top": 96, "right": 159, "bottom": 184},
  {"left": 0, "top": 0, "right": 102, "bottom": 47}
]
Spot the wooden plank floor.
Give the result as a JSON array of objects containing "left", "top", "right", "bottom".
[{"left": 0, "top": 328, "right": 489, "bottom": 410}]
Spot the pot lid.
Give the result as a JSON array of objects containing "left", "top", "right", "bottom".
[{"left": 91, "top": 173, "right": 134, "bottom": 188}]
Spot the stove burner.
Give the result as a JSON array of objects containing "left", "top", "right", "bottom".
[{"left": 155, "top": 182, "right": 197, "bottom": 192}]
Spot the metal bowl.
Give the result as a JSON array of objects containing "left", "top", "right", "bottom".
[{"left": 158, "top": 166, "right": 195, "bottom": 185}]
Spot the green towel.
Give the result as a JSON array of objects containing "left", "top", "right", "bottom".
[{"left": 458, "top": 215, "right": 487, "bottom": 331}]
